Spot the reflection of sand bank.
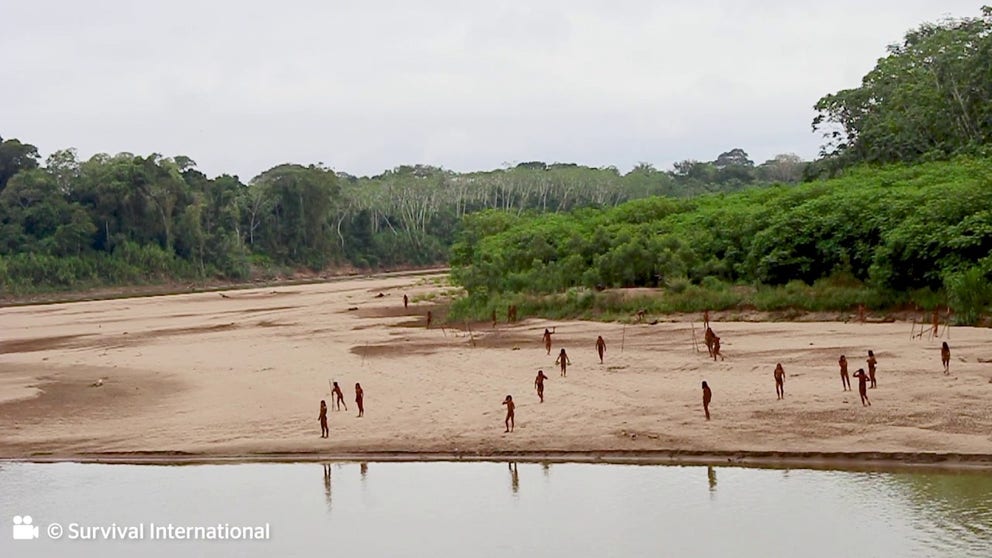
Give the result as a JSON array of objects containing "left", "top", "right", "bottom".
[{"left": 2, "top": 273, "right": 992, "bottom": 468}]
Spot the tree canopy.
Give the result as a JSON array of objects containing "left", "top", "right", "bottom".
[
  {"left": 813, "top": 7, "right": 992, "bottom": 170},
  {"left": 0, "top": 135, "right": 799, "bottom": 294}
]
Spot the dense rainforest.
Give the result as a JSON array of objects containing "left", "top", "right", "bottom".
[
  {"left": 449, "top": 7, "right": 992, "bottom": 324},
  {"left": 3, "top": 8, "right": 992, "bottom": 324},
  {"left": 0, "top": 138, "right": 802, "bottom": 294},
  {"left": 449, "top": 159, "right": 992, "bottom": 324}
]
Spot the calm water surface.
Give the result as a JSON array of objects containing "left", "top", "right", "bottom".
[{"left": 1, "top": 461, "right": 990, "bottom": 557}]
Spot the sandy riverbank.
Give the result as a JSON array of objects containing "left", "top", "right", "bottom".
[{"left": 2, "top": 273, "right": 991, "bottom": 467}]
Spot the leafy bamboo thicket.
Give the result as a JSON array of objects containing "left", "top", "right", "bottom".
[
  {"left": 449, "top": 159, "right": 992, "bottom": 322},
  {"left": 450, "top": 8, "right": 992, "bottom": 324}
]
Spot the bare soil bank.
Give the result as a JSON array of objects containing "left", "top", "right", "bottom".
[{"left": 3, "top": 273, "right": 991, "bottom": 469}]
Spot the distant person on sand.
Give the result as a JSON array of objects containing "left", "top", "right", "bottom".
[
  {"left": 703, "top": 310, "right": 710, "bottom": 330},
  {"left": 596, "top": 336, "right": 607, "bottom": 364},
  {"left": 503, "top": 395, "right": 515, "bottom": 433},
  {"left": 839, "top": 355, "right": 851, "bottom": 391},
  {"left": 426, "top": 310, "right": 433, "bottom": 329},
  {"left": 508, "top": 305, "right": 517, "bottom": 323},
  {"left": 534, "top": 370, "right": 548, "bottom": 402},
  {"left": 355, "top": 383, "right": 364, "bottom": 417},
  {"left": 941, "top": 342, "right": 951, "bottom": 375},
  {"left": 319, "top": 400, "right": 329, "bottom": 438},
  {"left": 858, "top": 304, "right": 865, "bottom": 324},
  {"left": 492, "top": 309, "right": 497, "bottom": 328},
  {"left": 332, "top": 381, "right": 348, "bottom": 411},
  {"left": 403, "top": 294, "right": 409, "bottom": 309},
  {"left": 543, "top": 328, "right": 555, "bottom": 355},
  {"left": 866, "top": 350, "right": 877, "bottom": 388},
  {"left": 774, "top": 363, "right": 785, "bottom": 399},
  {"left": 853, "top": 368, "right": 871, "bottom": 406},
  {"left": 702, "top": 381, "right": 712, "bottom": 420},
  {"left": 555, "top": 348, "right": 571, "bottom": 377}
]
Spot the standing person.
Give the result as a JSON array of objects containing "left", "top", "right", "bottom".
[
  {"left": 712, "top": 336, "right": 723, "bottom": 361},
  {"left": 503, "top": 395, "right": 515, "bottom": 433},
  {"left": 318, "top": 400, "right": 329, "bottom": 438},
  {"left": 702, "top": 381, "right": 712, "bottom": 420},
  {"left": 853, "top": 368, "right": 871, "bottom": 406},
  {"left": 332, "top": 381, "right": 348, "bottom": 411},
  {"left": 941, "top": 342, "right": 951, "bottom": 375},
  {"left": 774, "top": 363, "right": 786, "bottom": 399},
  {"left": 426, "top": 310, "right": 433, "bottom": 329},
  {"left": 595, "top": 335, "right": 607, "bottom": 364},
  {"left": 543, "top": 328, "right": 555, "bottom": 355},
  {"left": 534, "top": 370, "right": 548, "bottom": 402},
  {"left": 866, "top": 350, "right": 878, "bottom": 388},
  {"left": 403, "top": 294, "right": 409, "bottom": 309},
  {"left": 555, "top": 348, "right": 571, "bottom": 377},
  {"left": 492, "top": 310, "right": 497, "bottom": 328},
  {"left": 703, "top": 310, "right": 710, "bottom": 330},
  {"left": 839, "top": 355, "right": 851, "bottom": 391},
  {"left": 355, "top": 383, "right": 364, "bottom": 417},
  {"left": 858, "top": 304, "right": 865, "bottom": 324}
]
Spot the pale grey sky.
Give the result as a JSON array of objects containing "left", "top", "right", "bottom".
[{"left": 1, "top": 1, "right": 981, "bottom": 179}]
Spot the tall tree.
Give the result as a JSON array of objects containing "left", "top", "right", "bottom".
[
  {"left": 813, "top": 7, "right": 992, "bottom": 166},
  {"left": 0, "top": 137, "right": 41, "bottom": 192}
]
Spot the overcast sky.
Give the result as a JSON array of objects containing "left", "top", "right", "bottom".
[{"left": 1, "top": 1, "right": 981, "bottom": 179}]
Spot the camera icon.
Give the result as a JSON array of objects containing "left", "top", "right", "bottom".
[{"left": 12, "top": 516, "right": 40, "bottom": 540}]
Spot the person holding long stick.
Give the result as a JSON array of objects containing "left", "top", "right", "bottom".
[{"left": 332, "top": 381, "right": 348, "bottom": 411}]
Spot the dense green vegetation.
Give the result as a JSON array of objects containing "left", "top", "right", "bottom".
[
  {"left": 449, "top": 8, "right": 992, "bottom": 324},
  {"left": 0, "top": 135, "right": 801, "bottom": 295},
  {"left": 4, "top": 7, "right": 992, "bottom": 327},
  {"left": 812, "top": 7, "right": 992, "bottom": 173},
  {"left": 449, "top": 159, "right": 992, "bottom": 323}
]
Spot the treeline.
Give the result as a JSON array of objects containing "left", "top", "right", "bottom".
[
  {"left": 448, "top": 7, "right": 992, "bottom": 324},
  {"left": 450, "top": 159, "right": 992, "bottom": 324},
  {"left": 0, "top": 135, "right": 803, "bottom": 294},
  {"left": 812, "top": 7, "right": 992, "bottom": 173}
]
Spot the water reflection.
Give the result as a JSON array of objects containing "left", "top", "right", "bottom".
[
  {"left": 322, "top": 463, "right": 332, "bottom": 510},
  {"left": 1, "top": 462, "right": 990, "bottom": 558},
  {"left": 508, "top": 462, "right": 519, "bottom": 495}
]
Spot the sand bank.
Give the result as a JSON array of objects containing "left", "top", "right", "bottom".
[{"left": 2, "top": 273, "right": 991, "bottom": 468}]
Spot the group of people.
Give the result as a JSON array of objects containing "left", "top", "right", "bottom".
[
  {"left": 318, "top": 381, "right": 364, "bottom": 437},
  {"left": 501, "top": 329, "right": 608, "bottom": 432},
  {"left": 835, "top": 351, "right": 878, "bottom": 406},
  {"left": 701, "top": 334, "right": 952, "bottom": 420},
  {"left": 324, "top": 298, "right": 956, "bottom": 436}
]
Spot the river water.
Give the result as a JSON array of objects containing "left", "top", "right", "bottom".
[{"left": 1, "top": 461, "right": 990, "bottom": 557}]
